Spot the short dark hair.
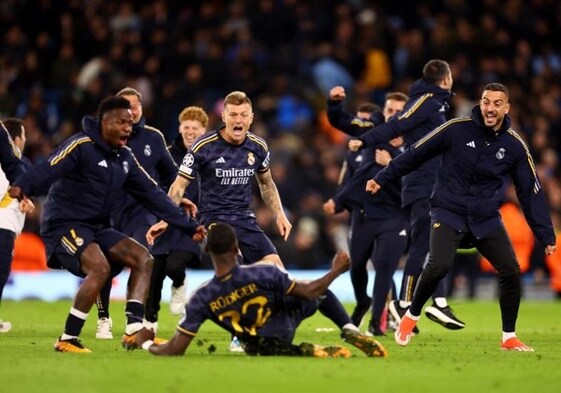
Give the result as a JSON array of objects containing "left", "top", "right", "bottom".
[
  {"left": 422, "top": 59, "right": 451, "bottom": 84},
  {"left": 206, "top": 222, "right": 238, "bottom": 254},
  {"left": 98, "top": 96, "right": 131, "bottom": 120},
  {"left": 483, "top": 83, "right": 509, "bottom": 100},
  {"left": 2, "top": 118, "right": 24, "bottom": 139},
  {"left": 356, "top": 103, "right": 380, "bottom": 114}
]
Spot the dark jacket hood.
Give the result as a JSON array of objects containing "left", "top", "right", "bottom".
[
  {"left": 81, "top": 115, "right": 117, "bottom": 153},
  {"left": 409, "top": 79, "right": 453, "bottom": 101}
]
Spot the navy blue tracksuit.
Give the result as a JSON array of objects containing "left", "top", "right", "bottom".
[
  {"left": 13, "top": 118, "right": 198, "bottom": 276},
  {"left": 145, "top": 135, "right": 202, "bottom": 322},
  {"left": 374, "top": 106, "right": 555, "bottom": 331},
  {"left": 334, "top": 144, "right": 408, "bottom": 326},
  {"left": 326, "top": 101, "right": 407, "bottom": 326},
  {"left": 356, "top": 80, "right": 454, "bottom": 302}
]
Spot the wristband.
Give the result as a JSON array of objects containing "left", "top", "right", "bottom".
[{"left": 142, "top": 340, "right": 154, "bottom": 351}]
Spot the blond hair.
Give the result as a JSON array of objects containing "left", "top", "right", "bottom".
[{"left": 224, "top": 91, "right": 252, "bottom": 108}]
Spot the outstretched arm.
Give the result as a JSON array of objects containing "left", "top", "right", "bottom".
[
  {"left": 256, "top": 169, "right": 292, "bottom": 240},
  {"left": 168, "top": 176, "right": 191, "bottom": 205},
  {"left": 290, "top": 251, "right": 350, "bottom": 300},
  {"left": 135, "top": 328, "right": 194, "bottom": 356}
]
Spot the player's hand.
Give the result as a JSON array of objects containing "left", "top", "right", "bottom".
[
  {"left": 8, "top": 186, "right": 23, "bottom": 200},
  {"left": 331, "top": 250, "right": 350, "bottom": 275},
  {"left": 545, "top": 244, "right": 557, "bottom": 255},
  {"left": 366, "top": 179, "right": 381, "bottom": 194},
  {"left": 276, "top": 213, "right": 292, "bottom": 241},
  {"left": 19, "top": 197, "right": 35, "bottom": 214},
  {"left": 134, "top": 327, "right": 155, "bottom": 347},
  {"left": 348, "top": 139, "right": 363, "bottom": 152},
  {"left": 180, "top": 197, "right": 198, "bottom": 218},
  {"left": 192, "top": 225, "right": 207, "bottom": 243},
  {"left": 329, "top": 86, "right": 346, "bottom": 101},
  {"left": 389, "top": 136, "right": 403, "bottom": 148},
  {"left": 146, "top": 220, "right": 169, "bottom": 246},
  {"left": 374, "top": 149, "right": 392, "bottom": 167},
  {"left": 323, "top": 199, "right": 336, "bottom": 215}
]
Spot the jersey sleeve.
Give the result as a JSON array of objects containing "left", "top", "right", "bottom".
[
  {"left": 359, "top": 95, "right": 440, "bottom": 147},
  {"left": 255, "top": 263, "right": 296, "bottom": 295},
  {"left": 155, "top": 137, "right": 178, "bottom": 188},
  {"left": 15, "top": 136, "right": 87, "bottom": 197},
  {"left": 326, "top": 99, "right": 376, "bottom": 137},
  {"left": 178, "top": 150, "right": 198, "bottom": 180},
  {"left": 374, "top": 120, "right": 448, "bottom": 187},
  {"left": 178, "top": 290, "right": 208, "bottom": 336},
  {"left": 509, "top": 136, "right": 556, "bottom": 247}
]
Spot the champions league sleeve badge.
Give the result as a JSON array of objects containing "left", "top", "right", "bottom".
[
  {"left": 183, "top": 153, "right": 195, "bottom": 167},
  {"left": 180, "top": 153, "right": 195, "bottom": 175}
]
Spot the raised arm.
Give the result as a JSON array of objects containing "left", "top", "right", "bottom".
[{"left": 290, "top": 251, "right": 350, "bottom": 300}]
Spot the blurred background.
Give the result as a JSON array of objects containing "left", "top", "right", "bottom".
[{"left": 3, "top": 0, "right": 561, "bottom": 299}]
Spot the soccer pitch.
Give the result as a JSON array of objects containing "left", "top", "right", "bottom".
[{"left": 0, "top": 300, "right": 559, "bottom": 393}]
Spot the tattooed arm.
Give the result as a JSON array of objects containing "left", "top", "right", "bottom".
[{"left": 256, "top": 169, "right": 292, "bottom": 241}]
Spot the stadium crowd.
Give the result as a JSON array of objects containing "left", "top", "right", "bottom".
[{"left": 1, "top": 0, "right": 561, "bottom": 296}]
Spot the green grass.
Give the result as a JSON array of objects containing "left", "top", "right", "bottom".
[{"left": 0, "top": 300, "right": 560, "bottom": 393}]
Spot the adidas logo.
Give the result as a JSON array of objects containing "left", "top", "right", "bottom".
[
  {"left": 216, "top": 157, "right": 226, "bottom": 163},
  {"left": 399, "top": 229, "right": 407, "bottom": 237},
  {"left": 98, "top": 160, "right": 108, "bottom": 167},
  {"left": 466, "top": 141, "right": 475, "bottom": 148}
]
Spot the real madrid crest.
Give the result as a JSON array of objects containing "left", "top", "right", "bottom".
[
  {"left": 247, "top": 152, "right": 255, "bottom": 165},
  {"left": 496, "top": 147, "right": 505, "bottom": 160},
  {"left": 75, "top": 236, "right": 84, "bottom": 247},
  {"left": 123, "top": 161, "right": 129, "bottom": 174},
  {"left": 144, "top": 144, "right": 152, "bottom": 156}
]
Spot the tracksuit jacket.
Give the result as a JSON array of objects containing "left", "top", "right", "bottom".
[
  {"left": 80, "top": 116, "right": 178, "bottom": 235},
  {"left": 151, "top": 134, "right": 201, "bottom": 258},
  {"left": 353, "top": 79, "right": 453, "bottom": 207},
  {"left": 13, "top": 117, "right": 198, "bottom": 236},
  {"left": 373, "top": 105, "right": 555, "bottom": 247},
  {"left": 325, "top": 100, "right": 404, "bottom": 219}
]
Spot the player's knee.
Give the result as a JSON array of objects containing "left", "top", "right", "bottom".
[
  {"left": 134, "top": 250, "right": 153, "bottom": 273},
  {"left": 88, "top": 260, "right": 111, "bottom": 282},
  {"left": 498, "top": 260, "right": 521, "bottom": 280},
  {"left": 426, "top": 262, "right": 449, "bottom": 281}
]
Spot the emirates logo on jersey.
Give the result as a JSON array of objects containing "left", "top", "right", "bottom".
[{"left": 247, "top": 152, "right": 255, "bottom": 165}]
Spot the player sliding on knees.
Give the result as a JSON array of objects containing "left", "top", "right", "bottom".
[{"left": 136, "top": 222, "right": 388, "bottom": 358}]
